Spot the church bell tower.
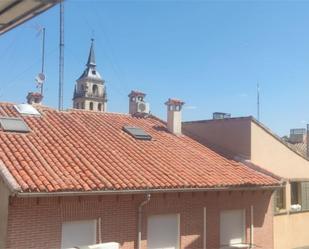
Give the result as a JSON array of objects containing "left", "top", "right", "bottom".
[{"left": 73, "top": 39, "right": 107, "bottom": 111}]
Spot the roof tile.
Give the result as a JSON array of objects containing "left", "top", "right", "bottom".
[{"left": 0, "top": 103, "right": 279, "bottom": 193}]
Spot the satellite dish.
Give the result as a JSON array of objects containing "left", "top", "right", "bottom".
[
  {"left": 38, "top": 73, "right": 45, "bottom": 82},
  {"left": 35, "top": 73, "right": 45, "bottom": 84}
]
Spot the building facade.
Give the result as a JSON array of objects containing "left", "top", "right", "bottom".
[
  {"left": 183, "top": 116, "right": 309, "bottom": 249},
  {"left": 0, "top": 101, "right": 279, "bottom": 249}
]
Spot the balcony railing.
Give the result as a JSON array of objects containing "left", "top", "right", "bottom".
[{"left": 74, "top": 92, "right": 104, "bottom": 99}]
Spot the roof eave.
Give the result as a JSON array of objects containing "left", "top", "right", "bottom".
[
  {"left": 0, "top": 160, "right": 21, "bottom": 194},
  {"left": 15, "top": 184, "right": 282, "bottom": 198}
]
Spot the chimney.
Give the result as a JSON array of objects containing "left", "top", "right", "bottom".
[
  {"left": 165, "top": 98, "right": 185, "bottom": 135},
  {"left": 128, "top": 90, "right": 149, "bottom": 116},
  {"left": 26, "top": 92, "right": 43, "bottom": 105}
]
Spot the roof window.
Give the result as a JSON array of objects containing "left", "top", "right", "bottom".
[
  {"left": 123, "top": 126, "right": 152, "bottom": 140},
  {"left": 0, "top": 117, "right": 30, "bottom": 133},
  {"left": 14, "top": 104, "right": 40, "bottom": 116}
]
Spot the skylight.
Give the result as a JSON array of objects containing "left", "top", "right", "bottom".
[
  {"left": 0, "top": 117, "right": 30, "bottom": 133},
  {"left": 14, "top": 104, "right": 40, "bottom": 116},
  {"left": 123, "top": 126, "right": 152, "bottom": 140}
]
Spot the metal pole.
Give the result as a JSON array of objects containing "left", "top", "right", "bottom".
[
  {"left": 257, "top": 82, "right": 260, "bottom": 121},
  {"left": 307, "top": 124, "right": 309, "bottom": 159},
  {"left": 250, "top": 205, "right": 254, "bottom": 248},
  {"left": 58, "top": 0, "right": 64, "bottom": 111},
  {"left": 41, "top": 27, "right": 45, "bottom": 96}
]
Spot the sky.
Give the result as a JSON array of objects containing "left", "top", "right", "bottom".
[{"left": 0, "top": 0, "right": 309, "bottom": 136}]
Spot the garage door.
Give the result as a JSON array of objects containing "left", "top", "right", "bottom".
[
  {"left": 147, "top": 214, "right": 180, "bottom": 249},
  {"left": 61, "top": 219, "right": 97, "bottom": 249}
]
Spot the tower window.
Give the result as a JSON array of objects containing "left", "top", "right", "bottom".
[
  {"left": 81, "top": 102, "right": 85, "bottom": 109},
  {"left": 98, "top": 103, "right": 102, "bottom": 111},
  {"left": 92, "top": 84, "right": 98, "bottom": 95},
  {"left": 89, "top": 102, "right": 93, "bottom": 110},
  {"left": 76, "top": 103, "right": 79, "bottom": 109}
]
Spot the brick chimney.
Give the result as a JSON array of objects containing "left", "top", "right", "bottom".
[
  {"left": 165, "top": 98, "right": 184, "bottom": 135},
  {"left": 27, "top": 92, "right": 43, "bottom": 105},
  {"left": 128, "top": 90, "right": 149, "bottom": 116}
]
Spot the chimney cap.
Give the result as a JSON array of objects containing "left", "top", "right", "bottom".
[
  {"left": 165, "top": 98, "right": 185, "bottom": 106},
  {"left": 128, "top": 90, "right": 146, "bottom": 98}
]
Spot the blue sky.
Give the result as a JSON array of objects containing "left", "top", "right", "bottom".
[{"left": 0, "top": 0, "right": 309, "bottom": 136}]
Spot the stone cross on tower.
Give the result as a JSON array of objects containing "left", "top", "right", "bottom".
[{"left": 73, "top": 39, "right": 107, "bottom": 112}]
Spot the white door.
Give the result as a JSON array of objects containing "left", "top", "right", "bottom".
[
  {"left": 220, "top": 209, "right": 245, "bottom": 247},
  {"left": 61, "top": 219, "right": 97, "bottom": 249},
  {"left": 147, "top": 214, "right": 180, "bottom": 249}
]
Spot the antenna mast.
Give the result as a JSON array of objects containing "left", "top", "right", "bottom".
[
  {"left": 58, "top": 0, "right": 64, "bottom": 111},
  {"left": 41, "top": 27, "right": 45, "bottom": 95},
  {"left": 257, "top": 82, "right": 260, "bottom": 121}
]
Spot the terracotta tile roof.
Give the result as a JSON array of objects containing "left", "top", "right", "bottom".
[
  {"left": 165, "top": 98, "right": 185, "bottom": 106},
  {"left": 286, "top": 142, "right": 307, "bottom": 159},
  {"left": 0, "top": 103, "right": 279, "bottom": 193}
]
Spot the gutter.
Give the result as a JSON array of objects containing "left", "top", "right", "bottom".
[
  {"left": 137, "top": 194, "right": 151, "bottom": 249},
  {"left": 14, "top": 185, "right": 281, "bottom": 198}
]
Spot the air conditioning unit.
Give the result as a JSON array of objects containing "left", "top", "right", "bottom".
[
  {"left": 136, "top": 101, "right": 150, "bottom": 114},
  {"left": 76, "top": 242, "right": 119, "bottom": 249},
  {"left": 290, "top": 204, "right": 301, "bottom": 212}
]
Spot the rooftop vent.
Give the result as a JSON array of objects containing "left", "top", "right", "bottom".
[
  {"left": 123, "top": 126, "right": 152, "bottom": 140},
  {"left": 14, "top": 104, "right": 40, "bottom": 116},
  {"left": 213, "top": 112, "right": 231, "bottom": 120},
  {"left": 0, "top": 117, "right": 30, "bottom": 133}
]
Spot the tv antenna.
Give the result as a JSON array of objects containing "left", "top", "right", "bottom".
[
  {"left": 58, "top": 0, "right": 64, "bottom": 111},
  {"left": 35, "top": 27, "right": 46, "bottom": 95}
]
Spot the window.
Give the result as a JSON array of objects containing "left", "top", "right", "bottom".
[
  {"left": 0, "top": 117, "right": 30, "bottom": 133},
  {"left": 61, "top": 220, "right": 96, "bottom": 249},
  {"left": 81, "top": 102, "right": 85, "bottom": 109},
  {"left": 92, "top": 84, "right": 98, "bottom": 95},
  {"left": 147, "top": 214, "right": 180, "bottom": 249},
  {"left": 220, "top": 209, "right": 245, "bottom": 247},
  {"left": 274, "top": 187, "right": 286, "bottom": 212},
  {"left": 291, "top": 182, "right": 301, "bottom": 205},
  {"left": 289, "top": 181, "right": 309, "bottom": 211},
  {"left": 301, "top": 182, "right": 309, "bottom": 211},
  {"left": 123, "top": 126, "right": 152, "bottom": 140},
  {"left": 98, "top": 103, "right": 102, "bottom": 111},
  {"left": 89, "top": 102, "right": 93, "bottom": 110},
  {"left": 76, "top": 103, "right": 79, "bottom": 109}
]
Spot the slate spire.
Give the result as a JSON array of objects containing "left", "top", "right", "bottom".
[{"left": 86, "top": 38, "right": 96, "bottom": 67}]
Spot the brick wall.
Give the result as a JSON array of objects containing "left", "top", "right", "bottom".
[{"left": 5, "top": 190, "right": 274, "bottom": 249}]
